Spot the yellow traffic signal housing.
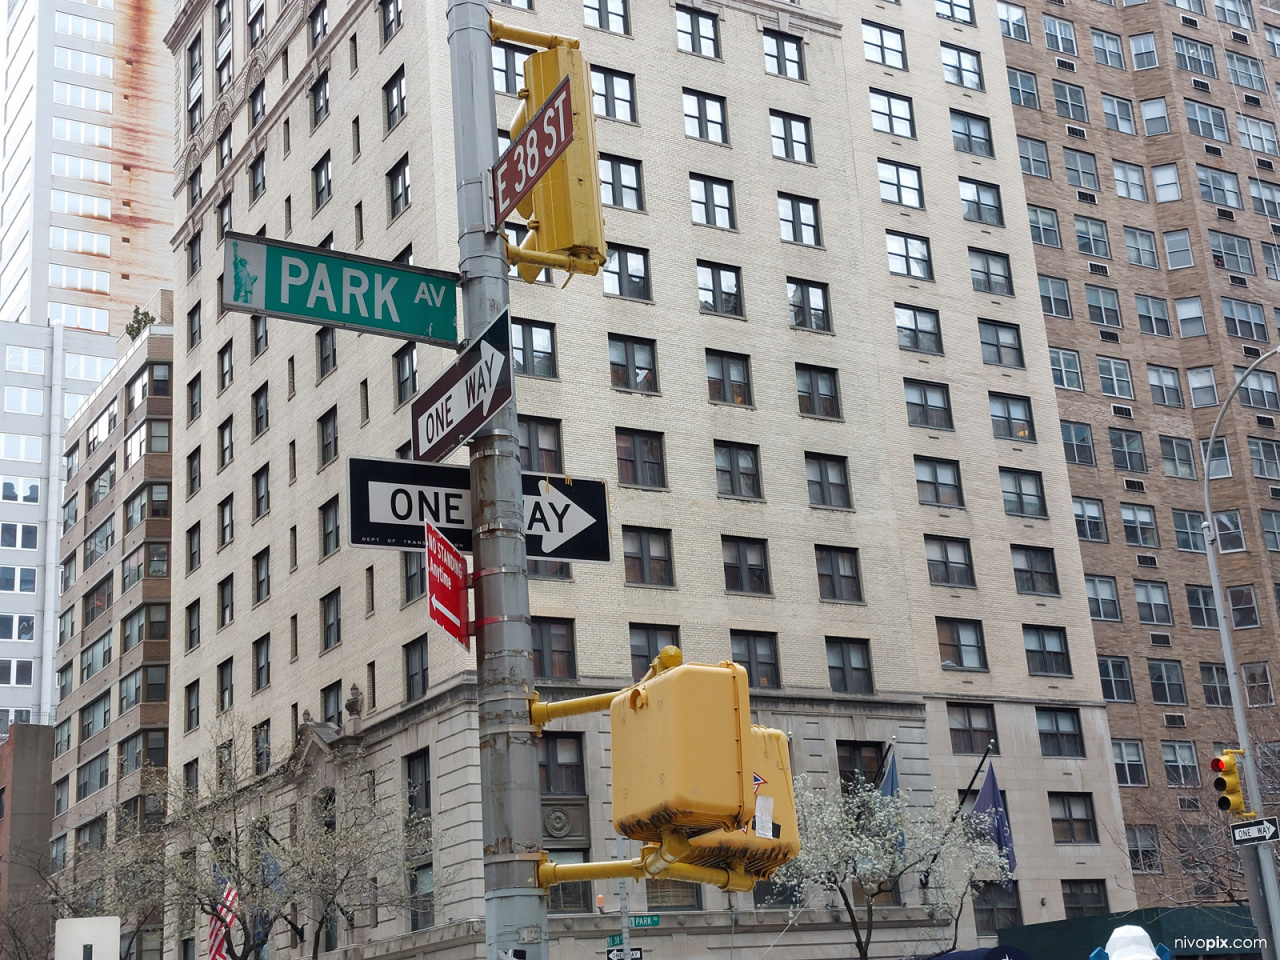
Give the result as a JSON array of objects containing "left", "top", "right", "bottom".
[
  {"left": 684, "top": 726, "right": 800, "bottom": 879},
  {"left": 1212, "top": 752, "right": 1246, "bottom": 815},
  {"left": 611, "top": 660, "right": 755, "bottom": 841},
  {"left": 505, "top": 44, "right": 606, "bottom": 282}
]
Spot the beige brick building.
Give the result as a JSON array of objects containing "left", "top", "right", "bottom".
[
  {"left": 1002, "top": 0, "right": 1280, "bottom": 904},
  {"left": 150, "top": 0, "right": 1133, "bottom": 956}
]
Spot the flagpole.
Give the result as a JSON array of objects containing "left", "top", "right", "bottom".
[
  {"left": 870, "top": 736, "right": 896, "bottom": 787},
  {"left": 920, "top": 739, "right": 994, "bottom": 888}
]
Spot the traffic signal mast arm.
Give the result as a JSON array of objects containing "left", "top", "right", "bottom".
[
  {"left": 538, "top": 833, "right": 755, "bottom": 893},
  {"left": 529, "top": 645, "right": 683, "bottom": 728}
]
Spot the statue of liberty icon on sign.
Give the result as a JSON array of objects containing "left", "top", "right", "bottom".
[{"left": 231, "top": 241, "right": 258, "bottom": 304}]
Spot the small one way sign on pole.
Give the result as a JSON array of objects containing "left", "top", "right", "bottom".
[
  {"left": 425, "top": 520, "right": 469, "bottom": 651},
  {"left": 411, "top": 311, "right": 512, "bottom": 464},
  {"left": 1232, "top": 816, "right": 1279, "bottom": 846}
]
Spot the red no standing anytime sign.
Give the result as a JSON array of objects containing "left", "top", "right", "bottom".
[{"left": 426, "top": 520, "right": 469, "bottom": 651}]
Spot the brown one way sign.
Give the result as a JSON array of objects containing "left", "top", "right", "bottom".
[{"left": 411, "top": 311, "right": 512, "bottom": 463}]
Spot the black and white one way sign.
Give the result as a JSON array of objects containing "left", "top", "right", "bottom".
[{"left": 347, "top": 457, "right": 611, "bottom": 563}]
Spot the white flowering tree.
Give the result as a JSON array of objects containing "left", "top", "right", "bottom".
[{"left": 774, "top": 774, "right": 1012, "bottom": 960}]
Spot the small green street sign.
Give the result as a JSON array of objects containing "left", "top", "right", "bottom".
[
  {"left": 220, "top": 232, "right": 459, "bottom": 347},
  {"left": 607, "top": 935, "right": 623, "bottom": 947},
  {"left": 630, "top": 915, "right": 660, "bottom": 929}
]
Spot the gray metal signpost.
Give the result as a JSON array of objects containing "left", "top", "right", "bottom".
[{"left": 446, "top": 2, "right": 547, "bottom": 958}]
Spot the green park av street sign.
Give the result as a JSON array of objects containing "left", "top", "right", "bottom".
[{"left": 220, "top": 232, "right": 459, "bottom": 347}]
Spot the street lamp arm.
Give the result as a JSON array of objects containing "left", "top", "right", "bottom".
[{"left": 1198, "top": 341, "right": 1280, "bottom": 958}]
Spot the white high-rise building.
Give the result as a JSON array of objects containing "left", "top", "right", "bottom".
[{"left": 0, "top": 0, "right": 174, "bottom": 727}]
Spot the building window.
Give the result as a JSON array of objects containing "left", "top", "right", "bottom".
[
  {"left": 404, "top": 635, "right": 429, "bottom": 701},
  {"left": 492, "top": 43, "right": 531, "bottom": 94},
  {"left": 585, "top": 0, "right": 629, "bottom": 33},
  {"left": 381, "top": 0, "right": 403, "bottom": 40},
  {"left": 796, "top": 365, "right": 840, "bottom": 418},
  {"left": 1114, "top": 740, "right": 1147, "bottom": 786},
  {"left": 1038, "top": 708, "right": 1084, "bottom": 757},
  {"left": 1086, "top": 575, "right": 1120, "bottom": 620},
  {"left": 388, "top": 155, "right": 412, "bottom": 219},
  {"left": 1024, "top": 625, "right": 1071, "bottom": 675},
  {"left": 805, "top": 453, "right": 851, "bottom": 508},
  {"left": 960, "top": 180, "right": 1003, "bottom": 227},
  {"left": 1099, "top": 657, "right": 1133, "bottom": 701},
  {"left": 677, "top": 6, "right": 719, "bottom": 57},
  {"left": 827, "top": 638, "right": 872, "bottom": 694},
  {"left": 938, "top": 618, "right": 986, "bottom": 670},
  {"left": 630, "top": 624, "right": 678, "bottom": 682},
  {"left": 778, "top": 194, "right": 821, "bottom": 245},
  {"left": 763, "top": 29, "right": 804, "bottom": 79},
  {"left": 1149, "top": 659, "right": 1187, "bottom": 705},
  {"left": 532, "top": 618, "right": 576, "bottom": 679},
  {"left": 696, "top": 262, "right": 741, "bottom": 315},
  {"left": 973, "top": 884, "right": 1023, "bottom": 938},
  {"left": 878, "top": 160, "right": 922, "bottom": 208},
  {"left": 516, "top": 417, "right": 562, "bottom": 473},
  {"left": 948, "top": 703, "right": 997, "bottom": 754},
  {"left": 706, "top": 350, "right": 751, "bottom": 405},
  {"left": 905, "top": 380, "right": 952, "bottom": 429},
  {"left": 916, "top": 457, "right": 963, "bottom": 507},
  {"left": 941, "top": 43, "right": 982, "bottom": 88},
  {"left": 1161, "top": 437, "right": 1197, "bottom": 479},
  {"left": 1008, "top": 68, "right": 1039, "bottom": 108},
  {"left": 1109, "top": 428, "right": 1146, "bottom": 472},
  {"left": 771, "top": 111, "right": 811, "bottom": 162},
  {"left": 1186, "top": 99, "right": 1229, "bottom": 141},
  {"left": 1053, "top": 81, "right": 1088, "bottom": 122},
  {"left": 722, "top": 537, "right": 770, "bottom": 594},
  {"left": 870, "top": 90, "right": 915, "bottom": 137},
  {"left": 816, "top": 546, "right": 862, "bottom": 602},
  {"left": 1019, "top": 137, "right": 1050, "bottom": 177},
  {"left": 311, "top": 72, "right": 330, "bottom": 126},
  {"left": 599, "top": 155, "right": 643, "bottom": 209},
  {"left": 863, "top": 22, "right": 906, "bottom": 68},
  {"left": 952, "top": 111, "right": 993, "bottom": 156},
  {"left": 313, "top": 152, "right": 332, "bottom": 209},
  {"left": 1173, "top": 509, "right": 1206, "bottom": 551},
  {"left": 318, "top": 407, "right": 339, "bottom": 465},
  {"left": 591, "top": 67, "right": 635, "bottom": 121},
  {"left": 603, "top": 244, "right": 650, "bottom": 299},
  {"left": 384, "top": 67, "right": 406, "bottom": 129},
  {"left": 925, "top": 536, "right": 974, "bottom": 587},
  {"left": 185, "top": 681, "right": 199, "bottom": 731},
  {"left": 1229, "top": 584, "right": 1261, "bottom": 628},
  {"left": 616, "top": 429, "right": 665, "bottom": 489},
  {"left": 1001, "top": 469, "right": 1045, "bottom": 518},
  {"left": 788, "top": 280, "right": 829, "bottom": 331},
  {"left": 538, "top": 733, "right": 585, "bottom": 794},
  {"left": 321, "top": 589, "right": 342, "bottom": 649},
  {"left": 886, "top": 232, "right": 932, "bottom": 279},
  {"left": 1163, "top": 741, "right": 1200, "bottom": 786},
  {"left": 896, "top": 305, "right": 942, "bottom": 355},
  {"left": 609, "top": 335, "right": 656, "bottom": 392},
  {"left": 1040, "top": 276, "right": 1071, "bottom": 317},
  {"left": 623, "top": 527, "right": 673, "bottom": 586},
  {"left": 989, "top": 393, "right": 1034, "bottom": 440},
  {"left": 1049, "top": 794, "right": 1099, "bottom": 844},
  {"left": 714, "top": 441, "right": 761, "bottom": 499},
  {"left": 731, "top": 630, "right": 780, "bottom": 688},
  {"left": 1127, "top": 826, "right": 1160, "bottom": 874}
]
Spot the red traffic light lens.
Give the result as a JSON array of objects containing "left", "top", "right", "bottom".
[{"left": 1212, "top": 757, "right": 1228, "bottom": 773}]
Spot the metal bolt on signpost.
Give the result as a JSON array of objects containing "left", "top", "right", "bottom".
[
  {"left": 1202, "top": 343, "right": 1280, "bottom": 960},
  {"left": 446, "top": 0, "right": 548, "bottom": 958}
]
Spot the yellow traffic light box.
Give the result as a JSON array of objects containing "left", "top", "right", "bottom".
[
  {"left": 684, "top": 725, "right": 800, "bottom": 880},
  {"left": 611, "top": 660, "right": 755, "bottom": 841},
  {"left": 1212, "top": 750, "right": 1247, "bottom": 815},
  {"left": 497, "top": 36, "right": 606, "bottom": 282}
]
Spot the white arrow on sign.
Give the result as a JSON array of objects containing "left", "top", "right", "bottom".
[
  {"left": 416, "top": 336, "right": 507, "bottom": 453},
  {"left": 524, "top": 479, "right": 595, "bottom": 550},
  {"left": 1237, "top": 819, "right": 1279, "bottom": 841}
]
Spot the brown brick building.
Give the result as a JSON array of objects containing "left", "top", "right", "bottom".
[
  {"left": 1002, "top": 0, "right": 1280, "bottom": 901},
  {"left": 50, "top": 317, "right": 172, "bottom": 908}
]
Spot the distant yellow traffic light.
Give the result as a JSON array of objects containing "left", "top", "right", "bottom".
[
  {"left": 495, "top": 29, "right": 606, "bottom": 282},
  {"left": 1212, "top": 751, "right": 1246, "bottom": 815},
  {"left": 611, "top": 660, "right": 755, "bottom": 841}
]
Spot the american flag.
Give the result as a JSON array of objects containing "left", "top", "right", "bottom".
[{"left": 208, "top": 871, "right": 239, "bottom": 960}]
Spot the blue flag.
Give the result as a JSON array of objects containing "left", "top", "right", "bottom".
[
  {"left": 878, "top": 753, "right": 899, "bottom": 797},
  {"left": 973, "top": 765, "right": 1016, "bottom": 878}
]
